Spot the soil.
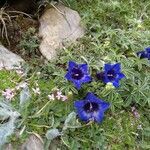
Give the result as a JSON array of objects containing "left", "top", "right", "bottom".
[
  {"left": 0, "top": 9, "right": 40, "bottom": 62},
  {"left": 0, "top": 0, "right": 46, "bottom": 61}
]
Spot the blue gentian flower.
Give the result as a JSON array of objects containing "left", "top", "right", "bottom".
[
  {"left": 145, "top": 47, "right": 150, "bottom": 60},
  {"left": 137, "top": 51, "right": 147, "bottom": 59},
  {"left": 97, "top": 63, "right": 125, "bottom": 87},
  {"left": 137, "top": 47, "right": 150, "bottom": 60},
  {"left": 65, "top": 61, "right": 92, "bottom": 89},
  {"left": 74, "top": 92, "right": 110, "bottom": 123}
]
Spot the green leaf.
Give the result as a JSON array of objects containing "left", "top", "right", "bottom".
[
  {"left": 63, "top": 112, "right": 81, "bottom": 130},
  {"left": 20, "top": 85, "right": 31, "bottom": 107},
  {"left": 46, "top": 128, "right": 60, "bottom": 140}
]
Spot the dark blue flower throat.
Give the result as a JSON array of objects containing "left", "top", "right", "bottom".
[
  {"left": 107, "top": 69, "right": 117, "bottom": 81},
  {"left": 71, "top": 67, "right": 84, "bottom": 80},
  {"left": 83, "top": 102, "right": 99, "bottom": 113}
]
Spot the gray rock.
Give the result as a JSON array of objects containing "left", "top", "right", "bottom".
[
  {"left": 0, "top": 45, "right": 24, "bottom": 70},
  {"left": 39, "top": 4, "right": 84, "bottom": 60},
  {"left": 21, "top": 135, "right": 44, "bottom": 150}
]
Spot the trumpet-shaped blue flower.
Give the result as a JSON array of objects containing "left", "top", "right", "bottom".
[
  {"left": 65, "top": 61, "right": 92, "bottom": 89},
  {"left": 137, "top": 47, "right": 150, "bottom": 60},
  {"left": 74, "top": 92, "right": 110, "bottom": 123},
  {"left": 97, "top": 63, "right": 125, "bottom": 87}
]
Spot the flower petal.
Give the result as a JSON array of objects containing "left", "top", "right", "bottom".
[
  {"left": 73, "top": 80, "right": 82, "bottom": 89},
  {"left": 112, "top": 80, "right": 120, "bottom": 87},
  {"left": 102, "top": 73, "right": 110, "bottom": 83},
  {"left": 65, "top": 72, "right": 72, "bottom": 80},
  {"left": 100, "top": 101, "right": 110, "bottom": 111},
  {"left": 78, "top": 110, "right": 91, "bottom": 122},
  {"left": 145, "top": 47, "right": 150, "bottom": 60},
  {"left": 74, "top": 100, "right": 91, "bottom": 122},
  {"left": 137, "top": 51, "right": 147, "bottom": 59},
  {"left": 104, "top": 64, "right": 112, "bottom": 72},
  {"left": 81, "top": 75, "right": 92, "bottom": 83},
  {"left": 113, "top": 63, "right": 121, "bottom": 72},
  {"left": 68, "top": 61, "right": 76, "bottom": 71},
  {"left": 74, "top": 100, "right": 85, "bottom": 108},
  {"left": 117, "top": 73, "right": 125, "bottom": 79},
  {"left": 85, "top": 92, "right": 110, "bottom": 107},
  {"left": 85, "top": 92, "right": 97, "bottom": 101},
  {"left": 145, "top": 47, "right": 150, "bottom": 53},
  {"left": 93, "top": 111, "right": 104, "bottom": 123},
  {"left": 79, "top": 64, "right": 88, "bottom": 73}
]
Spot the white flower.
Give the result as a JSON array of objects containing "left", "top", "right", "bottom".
[
  {"left": 16, "top": 82, "right": 28, "bottom": 90},
  {"left": 32, "top": 87, "right": 41, "bottom": 95},
  {"left": 14, "top": 65, "right": 25, "bottom": 76},
  {"left": 56, "top": 91, "right": 63, "bottom": 100},
  {"left": 16, "top": 69, "right": 24, "bottom": 75},
  {"left": 48, "top": 94, "right": 55, "bottom": 101},
  {"left": 137, "top": 125, "right": 143, "bottom": 130}
]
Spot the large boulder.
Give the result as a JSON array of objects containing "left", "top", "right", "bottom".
[
  {"left": 0, "top": 45, "right": 24, "bottom": 70},
  {"left": 39, "top": 4, "right": 84, "bottom": 60}
]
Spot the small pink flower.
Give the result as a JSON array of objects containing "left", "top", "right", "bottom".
[
  {"left": 48, "top": 94, "right": 55, "bottom": 101},
  {"left": 56, "top": 91, "right": 63, "bottom": 100},
  {"left": 61, "top": 95, "right": 68, "bottom": 101},
  {"left": 16, "top": 82, "right": 28, "bottom": 90},
  {"left": 133, "top": 111, "right": 140, "bottom": 119},
  {"left": 2, "top": 88, "right": 15, "bottom": 100},
  {"left": 131, "top": 106, "right": 140, "bottom": 119},
  {"left": 32, "top": 87, "right": 41, "bottom": 95}
]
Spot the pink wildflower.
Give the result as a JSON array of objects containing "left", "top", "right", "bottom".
[
  {"left": 2, "top": 88, "right": 15, "bottom": 100},
  {"left": 61, "top": 95, "right": 68, "bottom": 101},
  {"left": 56, "top": 91, "right": 63, "bottom": 100},
  {"left": 131, "top": 106, "right": 140, "bottom": 119},
  {"left": 133, "top": 111, "right": 140, "bottom": 119}
]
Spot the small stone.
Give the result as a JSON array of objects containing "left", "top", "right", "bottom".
[
  {"left": 0, "top": 45, "right": 24, "bottom": 70},
  {"left": 21, "top": 135, "right": 44, "bottom": 150},
  {"left": 39, "top": 4, "right": 84, "bottom": 60}
]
